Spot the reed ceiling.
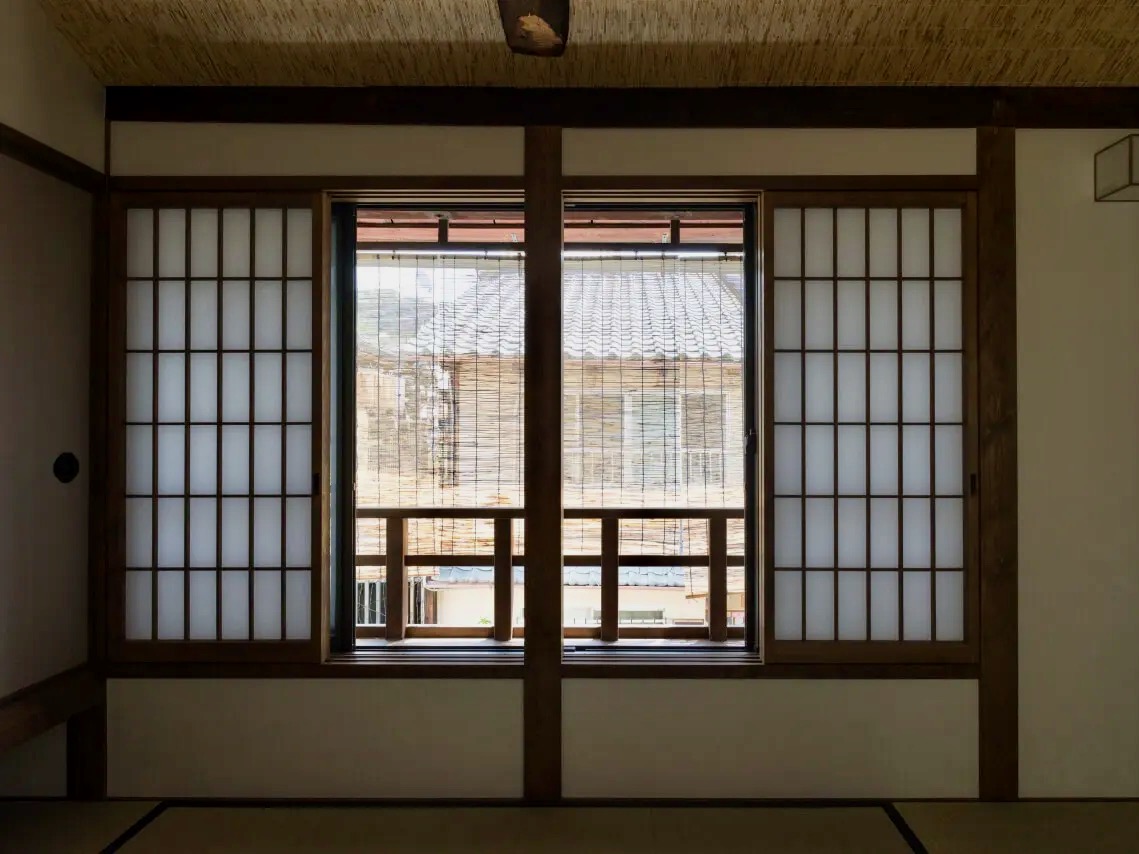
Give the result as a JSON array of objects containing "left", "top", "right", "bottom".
[{"left": 39, "top": 0, "right": 1139, "bottom": 87}]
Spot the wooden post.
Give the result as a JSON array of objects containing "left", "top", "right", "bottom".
[{"left": 494, "top": 518, "right": 514, "bottom": 641}]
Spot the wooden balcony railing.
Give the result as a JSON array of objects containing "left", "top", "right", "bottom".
[{"left": 355, "top": 506, "right": 746, "bottom": 642}]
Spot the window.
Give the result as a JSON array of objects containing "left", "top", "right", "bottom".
[
  {"left": 763, "top": 193, "right": 976, "bottom": 663},
  {"left": 114, "top": 196, "right": 321, "bottom": 661},
  {"left": 108, "top": 189, "right": 975, "bottom": 666}
]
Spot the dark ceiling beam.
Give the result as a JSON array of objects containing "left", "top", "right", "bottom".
[{"left": 106, "top": 86, "right": 1139, "bottom": 128}]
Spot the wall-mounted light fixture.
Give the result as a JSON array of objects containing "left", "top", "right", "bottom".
[{"left": 1095, "top": 134, "right": 1139, "bottom": 201}]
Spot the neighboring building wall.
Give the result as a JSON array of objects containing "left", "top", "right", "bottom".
[
  {"left": 1016, "top": 130, "right": 1139, "bottom": 797},
  {"left": 432, "top": 584, "right": 707, "bottom": 627}
]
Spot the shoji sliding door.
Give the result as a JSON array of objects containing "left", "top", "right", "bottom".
[
  {"left": 110, "top": 194, "right": 325, "bottom": 662},
  {"left": 763, "top": 192, "right": 978, "bottom": 663}
]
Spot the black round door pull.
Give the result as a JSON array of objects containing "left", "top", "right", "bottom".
[{"left": 53, "top": 453, "right": 80, "bottom": 484}]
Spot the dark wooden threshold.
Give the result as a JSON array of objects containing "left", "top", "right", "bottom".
[
  {"left": 0, "top": 121, "right": 103, "bottom": 193},
  {"left": 106, "top": 85, "right": 1139, "bottom": 128},
  {"left": 0, "top": 667, "right": 102, "bottom": 755}
]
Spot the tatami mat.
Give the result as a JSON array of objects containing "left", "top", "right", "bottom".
[
  {"left": 898, "top": 801, "right": 1139, "bottom": 854},
  {"left": 0, "top": 800, "right": 157, "bottom": 853},
  {"left": 119, "top": 806, "right": 911, "bottom": 854}
]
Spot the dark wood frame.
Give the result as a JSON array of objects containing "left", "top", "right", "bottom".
[
  {"left": 105, "top": 86, "right": 1139, "bottom": 128},
  {"left": 105, "top": 190, "right": 328, "bottom": 664},
  {"left": 761, "top": 190, "right": 980, "bottom": 666}
]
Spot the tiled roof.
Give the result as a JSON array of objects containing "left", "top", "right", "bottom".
[
  {"left": 408, "top": 263, "right": 744, "bottom": 361},
  {"left": 427, "top": 566, "right": 689, "bottom": 588}
]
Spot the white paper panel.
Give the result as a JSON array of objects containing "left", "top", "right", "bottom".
[
  {"left": 156, "top": 498, "right": 184, "bottom": 568},
  {"left": 286, "top": 280, "right": 313, "bottom": 349},
  {"left": 868, "top": 209, "right": 898, "bottom": 278},
  {"left": 773, "top": 354, "right": 801, "bottom": 422},
  {"left": 933, "top": 209, "right": 962, "bottom": 278},
  {"left": 804, "top": 426, "right": 834, "bottom": 495},
  {"left": 157, "top": 571, "right": 185, "bottom": 640},
  {"left": 868, "top": 281, "right": 897, "bottom": 349},
  {"left": 157, "top": 280, "right": 185, "bottom": 349},
  {"left": 127, "top": 209, "right": 154, "bottom": 279},
  {"left": 935, "top": 571, "right": 965, "bottom": 641},
  {"left": 805, "top": 571, "right": 835, "bottom": 640},
  {"left": 125, "top": 498, "right": 152, "bottom": 568},
  {"left": 189, "top": 354, "right": 217, "bottom": 422},
  {"left": 837, "top": 427, "right": 866, "bottom": 495},
  {"left": 188, "top": 498, "right": 217, "bottom": 567},
  {"left": 157, "top": 354, "right": 185, "bottom": 422},
  {"left": 836, "top": 354, "right": 865, "bottom": 422},
  {"left": 189, "top": 209, "right": 219, "bottom": 278},
  {"left": 774, "top": 425, "right": 801, "bottom": 494},
  {"left": 126, "top": 354, "right": 153, "bottom": 423},
  {"left": 253, "top": 425, "right": 283, "bottom": 494},
  {"left": 805, "top": 498, "right": 834, "bottom": 568},
  {"left": 836, "top": 280, "right": 865, "bottom": 349},
  {"left": 188, "top": 427, "right": 217, "bottom": 494},
  {"left": 869, "top": 354, "right": 897, "bottom": 422},
  {"left": 189, "top": 281, "right": 218, "bottom": 349},
  {"left": 870, "top": 571, "right": 899, "bottom": 640},
  {"left": 126, "top": 280, "right": 153, "bottom": 350},
  {"left": 220, "top": 426, "right": 249, "bottom": 494},
  {"left": 221, "top": 498, "right": 249, "bottom": 567},
  {"left": 870, "top": 498, "right": 898, "bottom": 568},
  {"left": 804, "top": 353, "right": 834, "bottom": 422},
  {"left": 933, "top": 280, "right": 963, "bottom": 350},
  {"left": 901, "top": 209, "right": 930, "bottom": 278},
  {"left": 773, "top": 571, "right": 802, "bottom": 640},
  {"left": 773, "top": 209, "right": 802, "bottom": 278},
  {"left": 253, "top": 498, "right": 282, "bottom": 567},
  {"left": 837, "top": 498, "right": 866, "bottom": 568},
  {"left": 253, "top": 570, "right": 282, "bottom": 640},
  {"left": 773, "top": 498, "right": 802, "bottom": 568},
  {"left": 835, "top": 209, "right": 866, "bottom": 277},
  {"left": 222, "top": 209, "right": 251, "bottom": 278},
  {"left": 255, "top": 209, "right": 285, "bottom": 278},
  {"left": 837, "top": 571, "right": 867, "bottom": 640},
  {"left": 254, "top": 353, "right": 283, "bottom": 422},
  {"left": 902, "top": 498, "right": 932, "bottom": 567},
  {"left": 935, "top": 426, "right": 964, "bottom": 495},
  {"left": 254, "top": 280, "right": 283, "bottom": 349},
  {"left": 221, "top": 280, "right": 251, "bottom": 349},
  {"left": 125, "top": 426, "right": 152, "bottom": 495},
  {"left": 157, "top": 209, "right": 186, "bottom": 278},
  {"left": 286, "top": 354, "right": 313, "bottom": 422},
  {"left": 934, "top": 354, "right": 963, "bottom": 422},
  {"left": 287, "top": 209, "right": 313, "bottom": 277},
  {"left": 902, "top": 354, "right": 931, "bottom": 422},
  {"left": 156, "top": 426, "right": 185, "bottom": 495},
  {"left": 803, "top": 208, "right": 834, "bottom": 278},
  {"left": 189, "top": 571, "right": 218, "bottom": 640},
  {"left": 773, "top": 280, "right": 801, "bottom": 350},
  {"left": 902, "top": 571, "right": 932, "bottom": 640},
  {"left": 901, "top": 281, "right": 930, "bottom": 349},
  {"left": 221, "top": 354, "right": 250, "bottom": 422},
  {"left": 935, "top": 499, "right": 964, "bottom": 568},
  {"left": 285, "top": 497, "right": 311, "bottom": 567},
  {"left": 804, "top": 280, "right": 833, "bottom": 349},
  {"left": 286, "top": 425, "right": 312, "bottom": 495},
  {"left": 125, "top": 571, "right": 152, "bottom": 640},
  {"left": 902, "top": 426, "right": 931, "bottom": 495},
  {"left": 221, "top": 570, "right": 250, "bottom": 639},
  {"left": 285, "top": 570, "right": 311, "bottom": 639},
  {"left": 869, "top": 426, "right": 898, "bottom": 494}
]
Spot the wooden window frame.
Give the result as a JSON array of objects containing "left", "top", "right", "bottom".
[
  {"left": 105, "top": 190, "right": 329, "bottom": 665},
  {"left": 761, "top": 190, "right": 980, "bottom": 666}
]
